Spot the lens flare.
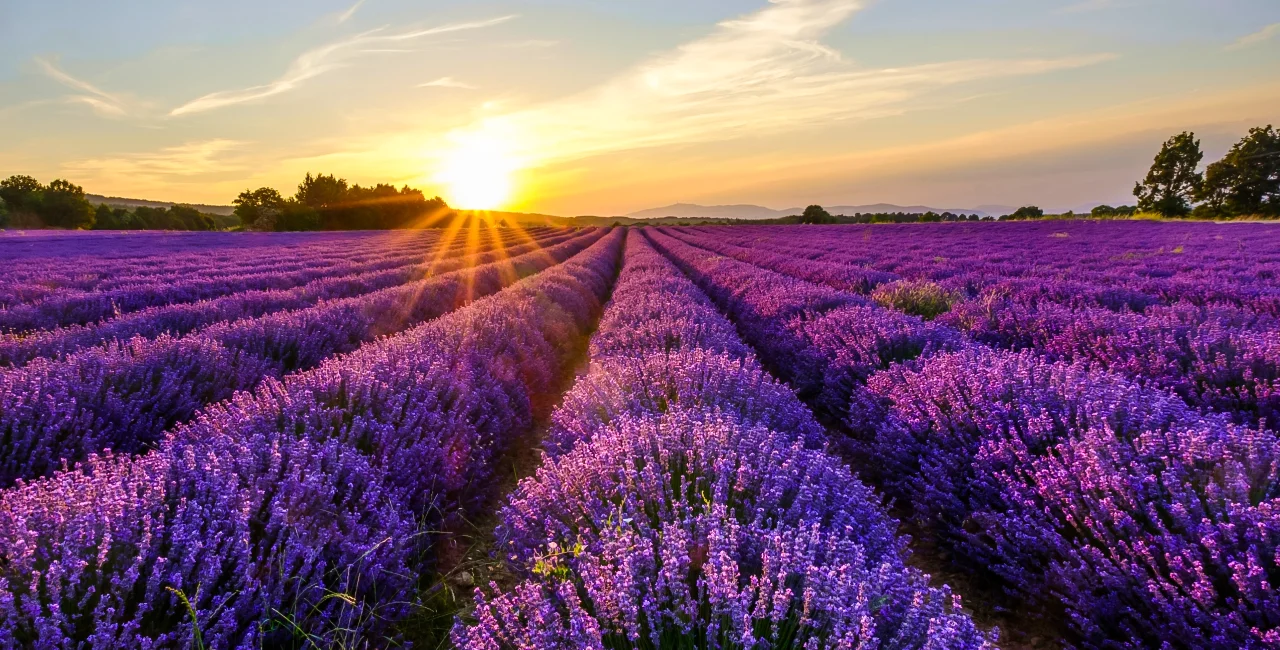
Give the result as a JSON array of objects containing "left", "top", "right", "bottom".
[{"left": 437, "top": 131, "right": 517, "bottom": 210}]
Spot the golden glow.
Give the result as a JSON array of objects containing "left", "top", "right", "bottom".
[{"left": 436, "top": 131, "right": 518, "bottom": 210}]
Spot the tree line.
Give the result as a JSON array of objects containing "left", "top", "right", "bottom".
[
  {"left": 781, "top": 205, "right": 986, "bottom": 225},
  {"left": 1134, "top": 125, "right": 1278, "bottom": 218},
  {"left": 0, "top": 175, "right": 228, "bottom": 231},
  {"left": 234, "top": 173, "right": 449, "bottom": 231},
  {"left": 0, "top": 172, "right": 451, "bottom": 232}
]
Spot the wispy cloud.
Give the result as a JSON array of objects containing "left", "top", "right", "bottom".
[
  {"left": 64, "top": 139, "right": 249, "bottom": 178},
  {"left": 1227, "top": 23, "right": 1280, "bottom": 50},
  {"left": 62, "top": 139, "right": 252, "bottom": 198},
  {"left": 170, "top": 15, "right": 515, "bottom": 116},
  {"left": 336, "top": 0, "right": 365, "bottom": 24},
  {"left": 35, "top": 57, "right": 130, "bottom": 116},
  {"left": 439, "top": 0, "right": 1114, "bottom": 172},
  {"left": 419, "top": 77, "right": 477, "bottom": 89}
]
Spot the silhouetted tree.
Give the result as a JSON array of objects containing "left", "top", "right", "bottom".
[
  {"left": 800, "top": 205, "right": 834, "bottom": 224},
  {"left": 1011, "top": 206, "right": 1044, "bottom": 220},
  {"left": 39, "top": 179, "right": 94, "bottom": 229},
  {"left": 1134, "top": 132, "right": 1203, "bottom": 216},
  {"left": 296, "top": 173, "right": 349, "bottom": 209},
  {"left": 233, "top": 187, "right": 287, "bottom": 228},
  {"left": 1197, "top": 125, "right": 1280, "bottom": 217},
  {"left": 0, "top": 175, "right": 43, "bottom": 217}
]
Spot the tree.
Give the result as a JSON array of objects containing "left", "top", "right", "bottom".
[
  {"left": 1134, "top": 132, "right": 1203, "bottom": 216},
  {"left": 1197, "top": 125, "right": 1280, "bottom": 217},
  {"left": 168, "top": 205, "right": 216, "bottom": 231},
  {"left": 0, "top": 175, "right": 44, "bottom": 216},
  {"left": 295, "top": 173, "right": 349, "bottom": 209},
  {"left": 1011, "top": 206, "right": 1044, "bottom": 220},
  {"left": 800, "top": 205, "right": 834, "bottom": 224},
  {"left": 233, "top": 187, "right": 286, "bottom": 228},
  {"left": 93, "top": 203, "right": 114, "bottom": 227},
  {"left": 39, "top": 179, "right": 94, "bottom": 229}
]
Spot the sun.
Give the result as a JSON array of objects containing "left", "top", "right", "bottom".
[{"left": 438, "top": 132, "right": 517, "bottom": 211}]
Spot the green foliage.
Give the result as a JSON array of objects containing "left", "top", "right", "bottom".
[
  {"left": 295, "top": 172, "right": 349, "bottom": 209},
  {"left": 1134, "top": 131, "right": 1203, "bottom": 217},
  {"left": 274, "top": 202, "right": 322, "bottom": 231},
  {"left": 92, "top": 204, "right": 220, "bottom": 231},
  {"left": 246, "top": 172, "right": 449, "bottom": 231},
  {"left": 1196, "top": 125, "right": 1280, "bottom": 218},
  {"left": 1003, "top": 206, "right": 1045, "bottom": 220},
  {"left": 872, "top": 280, "right": 962, "bottom": 320},
  {"left": 232, "top": 187, "right": 286, "bottom": 228},
  {"left": 1091, "top": 205, "right": 1137, "bottom": 218},
  {"left": 39, "top": 179, "right": 95, "bottom": 229},
  {"left": 1, "top": 175, "right": 44, "bottom": 224},
  {"left": 800, "top": 205, "right": 835, "bottom": 224}
]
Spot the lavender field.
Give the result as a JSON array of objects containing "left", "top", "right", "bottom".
[{"left": 1, "top": 222, "right": 1278, "bottom": 649}]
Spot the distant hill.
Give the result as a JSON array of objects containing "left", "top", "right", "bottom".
[
  {"left": 628, "top": 202, "right": 993, "bottom": 219},
  {"left": 87, "top": 194, "right": 236, "bottom": 216},
  {"left": 627, "top": 203, "right": 794, "bottom": 220}
]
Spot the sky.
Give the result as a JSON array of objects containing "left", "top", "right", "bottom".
[{"left": 0, "top": 0, "right": 1277, "bottom": 215}]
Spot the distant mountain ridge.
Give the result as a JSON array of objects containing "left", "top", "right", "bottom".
[
  {"left": 627, "top": 202, "right": 997, "bottom": 219},
  {"left": 87, "top": 194, "right": 236, "bottom": 216}
]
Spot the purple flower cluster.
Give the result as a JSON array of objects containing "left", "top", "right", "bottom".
[
  {"left": 0, "top": 229, "right": 623, "bottom": 648},
  {"left": 0, "top": 230, "right": 603, "bottom": 486},
  {"left": 652, "top": 223, "right": 1280, "bottom": 648},
  {"left": 455, "top": 234, "right": 990, "bottom": 649},
  {"left": 862, "top": 348, "right": 1280, "bottom": 648}
]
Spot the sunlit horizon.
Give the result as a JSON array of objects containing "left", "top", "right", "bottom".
[{"left": 1, "top": 1, "right": 1277, "bottom": 215}]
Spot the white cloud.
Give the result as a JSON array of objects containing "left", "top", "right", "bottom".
[
  {"left": 439, "top": 0, "right": 1115, "bottom": 171},
  {"left": 1227, "top": 23, "right": 1280, "bottom": 50},
  {"left": 419, "top": 77, "right": 477, "bottom": 89},
  {"left": 169, "top": 15, "right": 515, "bottom": 116},
  {"left": 34, "top": 57, "right": 130, "bottom": 117},
  {"left": 335, "top": 0, "right": 365, "bottom": 24}
]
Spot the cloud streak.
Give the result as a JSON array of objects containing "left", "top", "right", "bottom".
[
  {"left": 61, "top": 139, "right": 252, "bottom": 200},
  {"left": 336, "top": 0, "right": 365, "bottom": 24},
  {"left": 64, "top": 139, "right": 249, "bottom": 178},
  {"left": 35, "top": 57, "right": 130, "bottom": 116},
  {"left": 440, "top": 0, "right": 1114, "bottom": 172},
  {"left": 419, "top": 77, "right": 476, "bottom": 89},
  {"left": 170, "top": 15, "right": 515, "bottom": 116},
  {"left": 1227, "top": 23, "right": 1280, "bottom": 50}
]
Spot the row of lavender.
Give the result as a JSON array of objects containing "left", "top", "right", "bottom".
[
  {"left": 698, "top": 222, "right": 1280, "bottom": 430},
  {"left": 0, "top": 230, "right": 443, "bottom": 309},
  {"left": 0, "top": 228, "right": 602, "bottom": 488},
  {"left": 0, "top": 229, "right": 623, "bottom": 648},
  {"left": 453, "top": 233, "right": 991, "bottom": 648},
  {"left": 0, "top": 227, "right": 578, "bottom": 365},
  {"left": 0, "top": 227, "right": 560, "bottom": 331},
  {"left": 650, "top": 226, "right": 1280, "bottom": 649}
]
